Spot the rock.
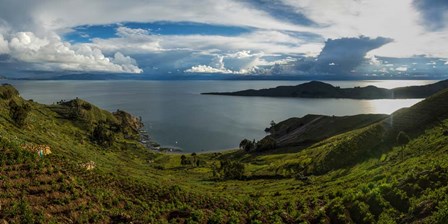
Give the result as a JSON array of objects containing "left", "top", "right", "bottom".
[
  {"left": 82, "top": 161, "right": 96, "bottom": 171},
  {"left": 113, "top": 109, "right": 144, "bottom": 133},
  {"left": 43, "top": 145, "right": 52, "bottom": 155}
]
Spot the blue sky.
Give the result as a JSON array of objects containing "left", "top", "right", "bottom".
[
  {"left": 65, "top": 22, "right": 253, "bottom": 43},
  {"left": 0, "top": 0, "right": 447, "bottom": 79}
]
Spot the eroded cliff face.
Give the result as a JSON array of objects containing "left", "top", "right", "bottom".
[{"left": 113, "top": 109, "right": 143, "bottom": 134}]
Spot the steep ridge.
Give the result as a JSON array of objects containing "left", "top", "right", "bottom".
[
  {"left": 306, "top": 87, "right": 448, "bottom": 174},
  {"left": 265, "top": 114, "right": 388, "bottom": 148}
]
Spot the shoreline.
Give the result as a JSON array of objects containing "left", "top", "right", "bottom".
[
  {"left": 137, "top": 124, "right": 240, "bottom": 154},
  {"left": 138, "top": 129, "right": 184, "bottom": 153},
  {"left": 138, "top": 128, "right": 240, "bottom": 154}
]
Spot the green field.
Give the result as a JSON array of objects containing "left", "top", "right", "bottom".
[{"left": 1, "top": 83, "right": 448, "bottom": 223}]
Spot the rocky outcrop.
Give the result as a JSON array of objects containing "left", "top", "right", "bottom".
[{"left": 113, "top": 109, "right": 143, "bottom": 134}]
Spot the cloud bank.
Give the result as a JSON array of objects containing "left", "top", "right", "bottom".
[
  {"left": 315, "top": 37, "right": 393, "bottom": 74},
  {"left": 0, "top": 31, "right": 142, "bottom": 73},
  {"left": 0, "top": 0, "right": 447, "bottom": 78}
]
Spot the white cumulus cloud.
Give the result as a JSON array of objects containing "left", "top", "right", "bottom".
[
  {"left": 185, "top": 65, "right": 233, "bottom": 74},
  {"left": 4, "top": 31, "right": 142, "bottom": 73},
  {"left": 185, "top": 50, "right": 295, "bottom": 74}
]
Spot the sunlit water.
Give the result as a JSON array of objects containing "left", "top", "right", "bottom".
[{"left": 5, "top": 80, "right": 436, "bottom": 152}]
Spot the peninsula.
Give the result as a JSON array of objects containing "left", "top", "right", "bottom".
[{"left": 203, "top": 79, "right": 448, "bottom": 99}]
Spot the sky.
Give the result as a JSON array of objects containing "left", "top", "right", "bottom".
[{"left": 0, "top": 0, "right": 447, "bottom": 79}]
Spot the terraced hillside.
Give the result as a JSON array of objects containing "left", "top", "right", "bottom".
[{"left": 1, "top": 83, "right": 448, "bottom": 223}]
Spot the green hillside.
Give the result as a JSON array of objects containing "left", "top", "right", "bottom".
[
  {"left": 264, "top": 114, "right": 388, "bottom": 149},
  {"left": 1, "top": 83, "right": 448, "bottom": 223}
]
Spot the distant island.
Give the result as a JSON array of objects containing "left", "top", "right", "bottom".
[{"left": 203, "top": 79, "right": 448, "bottom": 99}]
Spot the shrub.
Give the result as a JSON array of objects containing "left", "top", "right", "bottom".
[
  {"left": 432, "top": 199, "right": 448, "bottom": 224},
  {"left": 240, "top": 139, "right": 255, "bottom": 152},
  {"left": 180, "top": 155, "right": 191, "bottom": 166},
  {"left": 91, "top": 122, "right": 114, "bottom": 147},
  {"left": 256, "top": 137, "right": 276, "bottom": 152},
  {"left": 9, "top": 100, "right": 31, "bottom": 127},
  {"left": 218, "top": 160, "right": 245, "bottom": 180}
]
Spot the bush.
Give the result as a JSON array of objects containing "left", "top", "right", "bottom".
[
  {"left": 91, "top": 122, "right": 115, "bottom": 147},
  {"left": 256, "top": 137, "right": 276, "bottom": 152},
  {"left": 432, "top": 199, "right": 448, "bottom": 224},
  {"left": 9, "top": 100, "right": 31, "bottom": 127},
  {"left": 180, "top": 155, "right": 191, "bottom": 166},
  {"left": 218, "top": 160, "right": 245, "bottom": 180},
  {"left": 240, "top": 139, "right": 255, "bottom": 152}
]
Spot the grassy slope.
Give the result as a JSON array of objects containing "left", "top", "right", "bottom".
[
  {"left": 1, "top": 84, "right": 448, "bottom": 223},
  {"left": 265, "top": 113, "right": 388, "bottom": 148}
]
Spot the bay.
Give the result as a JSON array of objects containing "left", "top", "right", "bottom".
[{"left": 5, "top": 80, "right": 436, "bottom": 152}]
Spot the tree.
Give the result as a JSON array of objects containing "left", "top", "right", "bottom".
[
  {"left": 239, "top": 139, "right": 249, "bottom": 149},
  {"left": 239, "top": 139, "right": 255, "bottom": 152},
  {"left": 269, "top": 120, "right": 277, "bottom": 134},
  {"left": 180, "top": 155, "right": 189, "bottom": 165},
  {"left": 191, "top": 153, "right": 198, "bottom": 166},
  {"left": 9, "top": 100, "right": 31, "bottom": 127}
]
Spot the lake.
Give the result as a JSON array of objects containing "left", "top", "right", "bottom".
[{"left": 5, "top": 80, "right": 436, "bottom": 152}]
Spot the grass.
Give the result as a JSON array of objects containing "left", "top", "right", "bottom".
[{"left": 1, "top": 84, "right": 448, "bottom": 223}]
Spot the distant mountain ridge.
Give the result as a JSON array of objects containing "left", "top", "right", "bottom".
[{"left": 203, "top": 79, "right": 448, "bottom": 99}]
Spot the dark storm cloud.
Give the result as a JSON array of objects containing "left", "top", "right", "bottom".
[
  {"left": 314, "top": 36, "right": 393, "bottom": 74},
  {"left": 413, "top": 0, "right": 448, "bottom": 30},
  {"left": 268, "top": 36, "right": 394, "bottom": 76}
]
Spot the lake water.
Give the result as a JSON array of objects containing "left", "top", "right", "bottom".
[{"left": 5, "top": 80, "right": 437, "bottom": 152}]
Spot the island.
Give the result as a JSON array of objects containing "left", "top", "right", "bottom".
[{"left": 203, "top": 79, "right": 448, "bottom": 99}]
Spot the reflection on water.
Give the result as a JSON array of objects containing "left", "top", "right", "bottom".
[
  {"left": 6, "top": 80, "right": 436, "bottom": 152},
  {"left": 330, "top": 80, "right": 435, "bottom": 89},
  {"left": 359, "top": 99, "right": 423, "bottom": 114}
]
